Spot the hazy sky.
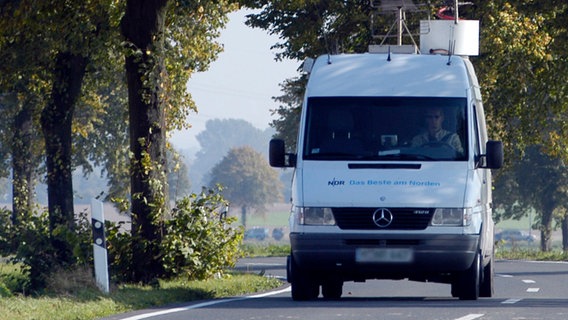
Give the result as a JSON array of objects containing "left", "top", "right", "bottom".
[{"left": 170, "top": 9, "right": 300, "bottom": 152}]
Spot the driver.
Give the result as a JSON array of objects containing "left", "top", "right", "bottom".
[{"left": 411, "top": 107, "right": 463, "bottom": 154}]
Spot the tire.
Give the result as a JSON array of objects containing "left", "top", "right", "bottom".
[
  {"left": 451, "top": 252, "right": 480, "bottom": 300},
  {"left": 322, "top": 280, "right": 343, "bottom": 300},
  {"left": 289, "top": 255, "right": 319, "bottom": 301},
  {"left": 480, "top": 254, "right": 494, "bottom": 297}
]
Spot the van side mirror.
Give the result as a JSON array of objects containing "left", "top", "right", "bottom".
[
  {"left": 484, "top": 140, "right": 503, "bottom": 169},
  {"left": 269, "top": 139, "right": 296, "bottom": 168}
]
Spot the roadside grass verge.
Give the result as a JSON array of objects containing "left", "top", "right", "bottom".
[
  {"left": 496, "top": 247, "right": 568, "bottom": 261},
  {"left": 240, "top": 243, "right": 290, "bottom": 257},
  {"left": 2, "top": 241, "right": 565, "bottom": 320},
  {"left": 0, "top": 262, "right": 282, "bottom": 320}
]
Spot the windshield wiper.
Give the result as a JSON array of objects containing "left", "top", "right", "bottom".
[
  {"left": 305, "top": 153, "right": 364, "bottom": 160},
  {"left": 306, "top": 152, "right": 439, "bottom": 161},
  {"left": 375, "top": 153, "right": 436, "bottom": 161}
]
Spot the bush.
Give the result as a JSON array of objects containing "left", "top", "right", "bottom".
[
  {"left": 161, "top": 188, "right": 244, "bottom": 280},
  {"left": 0, "top": 208, "right": 93, "bottom": 293},
  {"left": 0, "top": 208, "right": 17, "bottom": 256},
  {"left": 107, "top": 187, "right": 244, "bottom": 282},
  {"left": 0, "top": 282, "right": 11, "bottom": 297},
  {"left": 0, "top": 262, "right": 29, "bottom": 295},
  {"left": 1, "top": 188, "right": 243, "bottom": 288}
]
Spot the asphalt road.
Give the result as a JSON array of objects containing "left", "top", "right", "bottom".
[{"left": 105, "top": 257, "right": 568, "bottom": 320}]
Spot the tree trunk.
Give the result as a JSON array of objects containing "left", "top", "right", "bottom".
[
  {"left": 11, "top": 101, "right": 36, "bottom": 224},
  {"left": 40, "top": 51, "right": 87, "bottom": 264},
  {"left": 540, "top": 205, "right": 554, "bottom": 252},
  {"left": 241, "top": 206, "right": 247, "bottom": 228},
  {"left": 562, "top": 215, "right": 568, "bottom": 252},
  {"left": 121, "top": 0, "right": 169, "bottom": 283}
]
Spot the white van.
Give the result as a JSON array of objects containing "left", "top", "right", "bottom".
[{"left": 269, "top": 20, "right": 503, "bottom": 301}]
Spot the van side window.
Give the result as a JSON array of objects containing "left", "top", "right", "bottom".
[{"left": 472, "top": 104, "right": 481, "bottom": 159}]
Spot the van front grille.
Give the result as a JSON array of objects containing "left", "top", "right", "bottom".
[{"left": 332, "top": 207, "right": 434, "bottom": 230}]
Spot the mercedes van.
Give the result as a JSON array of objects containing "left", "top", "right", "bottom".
[{"left": 269, "top": 19, "right": 503, "bottom": 301}]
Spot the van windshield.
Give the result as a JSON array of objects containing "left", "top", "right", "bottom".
[{"left": 303, "top": 97, "right": 468, "bottom": 161}]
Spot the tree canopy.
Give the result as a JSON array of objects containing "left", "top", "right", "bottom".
[
  {"left": 0, "top": 0, "right": 240, "bottom": 285},
  {"left": 209, "top": 146, "right": 282, "bottom": 225},
  {"left": 475, "top": 1, "right": 568, "bottom": 157},
  {"left": 190, "top": 118, "right": 275, "bottom": 191},
  {"left": 494, "top": 145, "right": 568, "bottom": 251}
]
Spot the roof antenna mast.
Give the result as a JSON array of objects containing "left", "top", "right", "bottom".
[{"left": 446, "top": 0, "right": 459, "bottom": 65}]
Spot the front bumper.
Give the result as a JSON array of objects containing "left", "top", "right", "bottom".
[{"left": 290, "top": 232, "right": 479, "bottom": 282}]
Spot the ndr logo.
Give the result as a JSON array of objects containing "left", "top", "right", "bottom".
[{"left": 328, "top": 178, "right": 345, "bottom": 186}]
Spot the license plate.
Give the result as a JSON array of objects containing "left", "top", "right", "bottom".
[{"left": 356, "top": 248, "right": 413, "bottom": 263}]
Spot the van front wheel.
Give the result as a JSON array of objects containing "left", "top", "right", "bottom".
[
  {"left": 451, "top": 252, "right": 480, "bottom": 300},
  {"left": 289, "top": 255, "right": 319, "bottom": 301},
  {"left": 480, "top": 254, "right": 494, "bottom": 297}
]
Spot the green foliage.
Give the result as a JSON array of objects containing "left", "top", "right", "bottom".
[
  {"left": 0, "top": 209, "right": 17, "bottom": 256},
  {"left": 105, "top": 220, "right": 134, "bottom": 283},
  {"left": 269, "top": 77, "right": 305, "bottom": 149},
  {"left": 474, "top": 1, "right": 567, "bottom": 157},
  {"left": 493, "top": 145, "right": 568, "bottom": 251},
  {"left": 168, "top": 148, "right": 192, "bottom": 202},
  {"left": 0, "top": 282, "right": 10, "bottom": 298},
  {"left": 240, "top": 243, "right": 290, "bottom": 258},
  {"left": 107, "top": 188, "right": 244, "bottom": 282},
  {"left": 163, "top": 0, "right": 239, "bottom": 132},
  {"left": 0, "top": 208, "right": 93, "bottom": 292},
  {"left": 496, "top": 248, "right": 568, "bottom": 261},
  {"left": 1, "top": 0, "right": 246, "bottom": 289},
  {"left": 244, "top": 0, "right": 380, "bottom": 60},
  {"left": 162, "top": 188, "right": 243, "bottom": 280},
  {"left": 0, "top": 268, "right": 281, "bottom": 319},
  {"left": 191, "top": 119, "right": 275, "bottom": 191},
  {"left": 209, "top": 146, "right": 283, "bottom": 213}
]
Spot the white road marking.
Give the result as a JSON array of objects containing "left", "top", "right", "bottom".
[
  {"left": 119, "top": 286, "right": 292, "bottom": 320},
  {"left": 502, "top": 298, "right": 523, "bottom": 304},
  {"left": 522, "top": 279, "right": 536, "bottom": 284},
  {"left": 527, "top": 287, "right": 540, "bottom": 293},
  {"left": 497, "top": 274, "right": 513, "bottom": 278},
  {"left": 454, "top": 314, "right": 484, "bottom": 320}
]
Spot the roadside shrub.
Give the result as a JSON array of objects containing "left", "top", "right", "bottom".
[
  {"left": 0, "top": 281, "right": 11, "bottom": 297},
  {"left": 0, "top": 262, "right": 28, "bottom": 295},
  {"left": 161, "top": 188, "right": 244, "bottom": 280},
  {"left": 107, "top": 187, "right": 244, "bottom": 283},
  {"left": 0, "top": 208, "right": 17, "bottom": 256},
  {"left": 105, "top": 220, "right": 134, "bottom": 283},
  {"left": 0, "top": 208, "right": 93, "bottom": 293}
]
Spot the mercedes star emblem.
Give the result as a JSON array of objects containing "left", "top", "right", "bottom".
[{"left": 372, "top": 208, "right": 394, "bottom": 228}]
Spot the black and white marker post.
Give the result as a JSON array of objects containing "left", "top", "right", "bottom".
[{"left": 91, "top": 199, "right": 110, "bottom": 294}]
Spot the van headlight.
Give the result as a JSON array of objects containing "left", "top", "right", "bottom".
[
  {"left": 296, "top": 207, "right": 336, "bottom": 225},
  {"left": 430, "top": 208, "right": 472, "bottom": 226}
]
